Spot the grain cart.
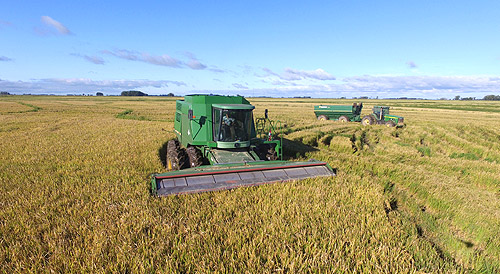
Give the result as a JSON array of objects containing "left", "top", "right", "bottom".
[
  {"left": 361, "top": 106, "right": 404, "bottom": 127},
  {"left": 314, "top": 103, "right": 363, "bottom": 122},
  {"left": 151, "top": 95, "right": 335, "bottom": 196}
]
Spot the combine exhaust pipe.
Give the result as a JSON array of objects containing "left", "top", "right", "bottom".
[{"left": 152, "top": 160, "right": 335, "bottom": 196}]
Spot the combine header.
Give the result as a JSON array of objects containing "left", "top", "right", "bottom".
[{"left": 151, "top": 95, "right": 335, "bottom": 196}]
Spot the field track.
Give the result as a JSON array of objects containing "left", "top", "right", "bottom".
[{"left": 1, "top": 96, "right": 500, "bottom": 272}]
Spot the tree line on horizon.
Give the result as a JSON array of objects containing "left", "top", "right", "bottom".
[
  {"left": 120, "top": 90, "right": 175, "bottom": 97},
  {"left": 453, "top": 95, "right": 500, "bottom": 101}
]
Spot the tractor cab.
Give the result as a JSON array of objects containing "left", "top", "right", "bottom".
[
  {"left": 212, "top": 104, "right": 255, "bottom": 148},
  {"left": 372, "top": 106, "right": 390, "bottom": 120}
]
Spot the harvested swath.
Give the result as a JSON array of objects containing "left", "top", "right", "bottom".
[{"left": 0, "top": 95, "right": 499, "bottom": 272}]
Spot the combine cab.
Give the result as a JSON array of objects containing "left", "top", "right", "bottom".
[
  {"left": 151, "top": 95, "right": 335, "bottom": 196},
  {"left": 361, "top": 106, "right": 404, "bottom": 127}
]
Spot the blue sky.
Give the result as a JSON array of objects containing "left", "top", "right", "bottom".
[{"left": 1, "top": 0, "right": 500, "bottom": 98}]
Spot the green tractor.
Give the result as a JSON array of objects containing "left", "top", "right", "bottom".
[
  {"left": 151, "top": 95, "right": 335, "bottom": 196},
  {"left": 361, "top": 106, "right": 404, "bottom": 127}
]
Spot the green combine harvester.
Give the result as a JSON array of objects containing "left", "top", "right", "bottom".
[{"left": 151, "top": 95, "right": 335, "bottom": 196}]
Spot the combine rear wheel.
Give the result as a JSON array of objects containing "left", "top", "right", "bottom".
[
  {"left": 266, "top": 146, "right": 278, "bottom": 161},
  {"left": 166, "top": 140, "right": 186, "bottom": 170},
  {"left": 186, "top": 146, "right": 203, "bottom": 167},
  {"left": 318, "top": 115, "right": 329, "bottom": 121},
  {"left": 361, "top": 115, "right": 375, "bottom": 126},
  {"left": 338, "top": 116, "right": 350, "bottom": 123},
  {"left": 255, "top": 144, "right": 278, "bottom": 161}
]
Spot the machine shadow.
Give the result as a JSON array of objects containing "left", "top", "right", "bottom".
[
  {"left": 281, "top": 138, "right": 319, "bottom": 160},
  {"left": 158, "top": 141, "right": 168, "bottom": 168},
  {"left": 158, "top": 138, "right": 320, "bottom": 167}
]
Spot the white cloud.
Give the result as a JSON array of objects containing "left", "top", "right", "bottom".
[
  {"left": 2, "top": 75, "right": 499, "bottom": 99},
  {"left": 285, "top": 68, "right": 336, "bottom": 80},
  {"left": 102, "top": 49, "right": 138, "bottom": 61},
  {"left": 340, "top": 75, "right": 493, "bottom": 93},
  {"left": 261, "top": 67, "right": 279, "bottom": 78},
  {"left": 40, "top": 16, "right": 72, "bottom": 35},
  {"left": 186, "top": 59, "right": 207, "bottom": 70},
  {"left": 141, "top": 53, "right": 181, "bottom": 67},
  {"left": 0, "top": 78, "right": 186, "bottom": 94},
  {"left": 182, "top": 52, "right": 207, "bottom": 70},
  {"left": 406, "top": 61, "right": 417, "bottom": 68},
  {"left": 225, "top": 75, "right": 500, "bottom": 98},
  {"left": 0, "top": 20, "right": 13, "bottom": 29},
  {"left": 312, "top": 75, "right": 500, "bottom": 98},
  {"left": 0, "top": 56, "right": 13, "bottom": 62},
  {"left": 232, "top": 83, "right": 249, "bottom": 89},
  {"left": 261, "top": 67, "right": 335, "bottom": 81},
  {"left": 71, "top": 53, "right": 105, "bottom": 65},
  {"left": 84, "top": 55, "right": 105, "bottom": 65},
  {"left": 208, "top": 66, "right": 226, "bottom": 73},
  {"left": 103, "top": 49, "right": 213, "bottom": 70}
]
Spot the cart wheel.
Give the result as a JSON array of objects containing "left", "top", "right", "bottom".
[{"left": 339, "top": 116, "right": 350, "bottom": 123}]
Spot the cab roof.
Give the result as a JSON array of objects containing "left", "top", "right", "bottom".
[{"left": 212, "top": 104, "right": 255, "bottom": 110}]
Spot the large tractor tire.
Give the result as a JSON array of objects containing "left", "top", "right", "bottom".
[
  {"left": 361, "top": 115, "right": 375, "bottom": 126},
  {"left": 385, "top": 120, "right": 396, "bottom": 127},
  {"left": 338, "top": 116, "right": 350, "bottom": 123},
  {"left": 166, "top": 140, "right": 187, "bottom": 170},
  {"left": 186, "top": 146, "right": 203, "bottom": 167},
  {"left": 317, "top": 115, "right": 329, "bottom": 121},
  {"left": 254, "top": 144, "right": 278, "bottom": 161}
]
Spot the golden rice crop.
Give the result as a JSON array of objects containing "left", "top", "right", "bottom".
[{"left": 1, "top": 95, "right": 499, "bottom": 272}]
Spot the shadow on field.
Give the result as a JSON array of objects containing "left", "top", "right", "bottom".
[
  {"left": 158, "top": 141, "right": 168, "bottom": 167},
  {"left": 282, "top": 138, "right": 319, "bottom": 160},
  {"left": 158, "top": 138, "right": 318, "bottom": 164}
]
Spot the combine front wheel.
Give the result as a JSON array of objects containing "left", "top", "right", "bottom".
[
  {"left": 186, "top": 146, "right": 203, "bottom": 167},
  {"left": 266, "top": 146, "right": 278, "bottom": 161},
  {"left": 167, "top": 140, "right": 186, "bottom": 170},
  {"left": 255, "top": 144, "right": 278, "bottom": 161}
]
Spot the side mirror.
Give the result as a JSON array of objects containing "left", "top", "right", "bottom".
[
  {"left": 199, "top": 116, "right": 206, "bottom": 125},
  {"left": 265, "top": 109, "right": 268, "bottom": 119},
  {"left": 188, "top": 109, "right": 194, "bottom": 120}
]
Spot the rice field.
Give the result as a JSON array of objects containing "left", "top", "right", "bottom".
[{"left": 1, "top": 95, "right": 499, "bottom": 272}]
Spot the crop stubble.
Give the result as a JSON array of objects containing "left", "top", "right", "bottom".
[{"left": 1, "top": 96, "right": 499, "bottom": 272}]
